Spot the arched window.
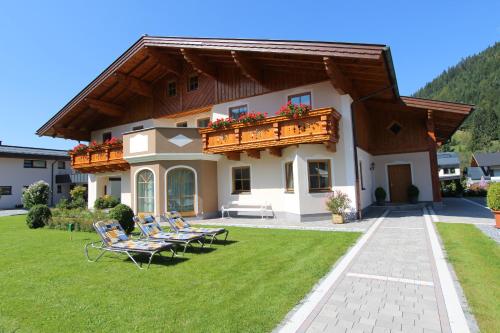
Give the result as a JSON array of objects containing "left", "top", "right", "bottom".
[{"left": 136, "top": 169, "right": 154, "bottom": 213}]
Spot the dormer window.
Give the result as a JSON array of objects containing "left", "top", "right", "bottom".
[{"left": 188, "top": 75, "right": 199, "bottom": 92}]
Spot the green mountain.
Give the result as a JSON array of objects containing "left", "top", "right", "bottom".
[{"left": 414, "top": 42, "right": 500, "bottom": 166}]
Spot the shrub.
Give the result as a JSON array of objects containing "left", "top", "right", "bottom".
[
  {"left": 108, "top": 204, "right": 135, "bottom": 234},
  {"left": 441, "top": 179, "right": 464, "bottom": 197},
  {"left": 70, "top": 186, "right": 86, "bottom": 201},
  {"left": 56, "top": 198, "right": 71, "bottom": 209},
  {"left": 487, "top": 182, "right": 500, "bottom": 211},
  {"left": 49, "top": 208, "right": 108, "bottom": 232},
  {"left": 325, "top": 191, "right": 351, "bottom": 216},
  {"left": 94, "top": 195, "right": 120, "bottom": 209},
  {"left": 26, "top": 204, "right": 52, "bottom": 229},
  {"left": 22, "top": 181, "right": 50, "bottom": 209},
  {"left": 408, "top": 184, "right": 419, "bottom": 201},
  {"left": 464, "top": 183, "right": 489, "bottom": 197},
  {"left": 374, "top": 187, "right": 386, "bottom": 204}
]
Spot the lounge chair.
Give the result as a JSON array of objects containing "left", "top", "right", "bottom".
[
  {"left": 134, "top": 216, "right": 205, "bottom": 255},
  {"left": 85, "top": 220, "right": 176, "bottom": 269},
  {"left": 163, "top": 211, "right": 229, "bottom": 245}
]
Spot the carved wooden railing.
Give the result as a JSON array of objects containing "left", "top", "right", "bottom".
[
  {"left": 199, "top": 107, "right": 341, "bottom": 159},
  {"left": 69, "top": 143, "right": 129, "bottom": 173}
]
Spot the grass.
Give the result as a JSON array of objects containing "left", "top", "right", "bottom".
[
  {"left": 0, "top": 215, "right": 359, "bottom": 333},
  {"left": 436, "top": 223, "right": 499, "bottom": 333}
]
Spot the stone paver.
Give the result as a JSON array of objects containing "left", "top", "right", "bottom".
[{"left": 303, "top": 210, "right": 449, "bottom": 333}]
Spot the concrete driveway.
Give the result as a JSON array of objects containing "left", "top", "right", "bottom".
[{"left": 432, "top": 197, "right": 494, "bottom": 225}]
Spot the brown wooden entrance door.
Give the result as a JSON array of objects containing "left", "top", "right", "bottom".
[{"left": 387, "top": 164, "right": 412, "bottom": 203}]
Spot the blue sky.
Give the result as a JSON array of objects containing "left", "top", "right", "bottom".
[{"left": 0, "top": 0, "right": 498, "bottom": 150}]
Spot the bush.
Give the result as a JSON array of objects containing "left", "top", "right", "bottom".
[
  {"left": 408, "top": 184, "right": 419, "bottom": 203},
  {"left": 374, "top": 187, "right": 386, "bottom": 204},
  {"left": 108, "top": 204, "right": 135, "bottom": 234},
  {"left": 325, "top": 191, "right": 351, "bottom": 216},
  {"left": 487, "top": 182, "right": 500, "bottom": 211},
  {"left": 69, "top": 186, "right": 87, "bottom": 208},
  {"left": 26, "top": 204, "right": 52, "bottom": 229},
  {"left": 94, "top": 195, "right": 120, "bottom": 209},
  {"left": 49, "top": 208, "right": 108, "bottom": 232},
  {"left": 464, "top": 183, "right": 488, "bottom": 197},
  {"left": 56, "top": 198, "right": 71, "bottom": 209},
  {"left": 22, "top": 181, "right": 50, "bottom": 209},
  {"left": 441, "top": 179, "right": 464, "bottom": 197}
]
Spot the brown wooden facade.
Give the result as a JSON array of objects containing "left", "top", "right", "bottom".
[{"left": 69, "top": 143, "right": 129, "bottom": 173}]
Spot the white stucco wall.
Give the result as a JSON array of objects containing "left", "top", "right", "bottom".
[
  {"left": 87, "top": 171, "right": 128, "bottom": 209},
  {"left": 372, "top": 151, "right": 433, "bottom": 202},
  {"left": 357, "top": 147, "right": 375, "bottom": 209},
  {"left": 0, "top": 157, "right": 71, "bottom": 209}
]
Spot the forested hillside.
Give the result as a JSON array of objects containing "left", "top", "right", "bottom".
[{"left": 414, "top": 42, "right": 499, "bottom": 165}]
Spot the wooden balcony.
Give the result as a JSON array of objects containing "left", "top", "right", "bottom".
[
  {"left": 69, "top": 143, "right": 129, "bottom": 173},
  {"left": 199, "top": 107, "right": 341, "bottom": 160}
]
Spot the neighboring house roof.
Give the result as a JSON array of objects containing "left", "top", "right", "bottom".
[
  {"left": 471, "top": 152, "right": 500, "bottom": 168},
  {"left": 437, "top": 152, "right": 460, "bottom": 167},
  {"left": 0, "top": 145, "right": 69, "bottom": 160}
]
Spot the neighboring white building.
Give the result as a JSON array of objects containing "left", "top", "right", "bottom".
[
  {"left": 437, "top": 152, "right": 461, "bottom": 181},
  {"left": 37, "top": 37, "right": 475, "bottom": 220},
  {"left": 0, "top": 144, "right": 84, "bottom": 209}
]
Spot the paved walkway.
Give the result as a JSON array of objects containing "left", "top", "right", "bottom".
[
  {"left": 432, "top": 198, "right": 498, "bottom": 243},
  {"left": 192, "top": 208, "right": 384, "bottom": 233},
  {"left": 278, "top": 209, "right": 472, "bottom": 333},
  {"left": 0, "top": 209, "right": 28, "bottom": 217}
]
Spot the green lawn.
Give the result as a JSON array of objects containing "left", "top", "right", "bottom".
[
  {"left": 436, "top": 223, "right": 499, "bottom": 333},
  {"left": 0, "top": 215, "right": 359, "bottom": 333}
]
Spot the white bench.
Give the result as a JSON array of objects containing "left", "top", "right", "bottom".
[{"left": 221, "top": 201, "right": 274, "bottom": 219}]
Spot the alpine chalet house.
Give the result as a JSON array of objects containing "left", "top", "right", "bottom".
[{"left": 37, "top": 37, "right": 473, "bottom": 220}]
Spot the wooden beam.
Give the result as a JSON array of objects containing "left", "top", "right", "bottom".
[
  {"left": 180, "top": 48, "right": 217, "bottom": 79},
  {"left": 323, "top": 56, "right": 358, "bottom": 99},
  {"left": 145, "top": 47, "right": 181, "bottom": 76},
  {"left": 246, "top": 150, "right": 261, "bottom": 159},
  {"left": 225, "top": 151, "right": 240, "bottom": 161},
  {"left": 426, "top": 110, "right": 442, "bottom": 202},
  {"left": 231, "top": 51, "right": 264, "bottom": 85},
  {"left": 324, "top": 142, "right": 337, "bottom": 152},
  {"left": 84, "top": 98, "right": 125, "bottom": 117},
  {"left": 114, "top": 72, "right": 153, "bottom": 98},
  {"left": 268, "top": 147, "right": 282, "bottom": 157},
  {"left": 53, "top": 127, "right": 89, "bottom": 140}
]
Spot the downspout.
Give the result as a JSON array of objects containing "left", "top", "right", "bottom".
[
  {"left": 50, "top": 160, "right": 56, "bottom": 206},
  {"left": 350, "top": 85, "right": 395, "bottom": 219}
]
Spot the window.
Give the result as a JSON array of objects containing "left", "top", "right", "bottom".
[
  {"left": 57, "top": 185, "right": 62, "bottom": 194},
  {"left": 229, "top": 105, "right": 248, "bottom": 119},
  {"left": 0, "top": 186, "right": 12, "bottom": 195},
  {"left": 359, "top": 161, "right": 365, "bottom": 190},
  {"left": 308, "top": 160, "right": 332, "bottom": 192},
  {"left": 388, "top": 121, "right": 402, "bottom": 135},
  {"left": 102, "top": 132, "right": 112, "bottom": 143},
  {"left": 188, "top": 75, "right": 199, "bottom": 91},
  {"left": 132, "top": 125, "right": 144, "bottom": 131},
  {"left": 57, "top": 161, "right": 65, "bottom": 169},
  {"left": 284, "top": 162, "right": 294, "bottom": 193},
  {"left": 443, "top": 168, "right": 456, "bottom": 175},
  {"left": 176, "top": 122, "right": 188, "bottom": 127},
  {"left": 288, "top": 92, "right": 312, "bottom": 106},
  {"left": 232, "top": 166, "right": 251, "bottom": 194},
  {"left": 24, "top": 160, "right": 47, "bottom": 168},
  {"left": 167, "top": 81, "right": 177, "bottom": 96},
  {"left": 137, "top": 169, "right": 154, "bottom": 213},
  {"left": 197, "top": 118, "right": 210, "bottom": 128}
]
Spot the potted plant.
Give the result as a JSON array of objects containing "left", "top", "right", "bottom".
[
  {"left": 374, "top": 187, "right": 386, "bottom": 206},
  {"left": 487, "top": 182, "right": 500, "bottom": 228},
  {"left": 408, "top": 184, "right": 419, "bottom": 204},
  {"left": 325, "top": 191, "right": 351, "bottom": 224}
]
